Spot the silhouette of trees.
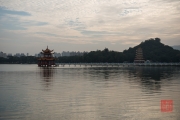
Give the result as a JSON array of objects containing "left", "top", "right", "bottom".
[
  {"left": 123, "top": 38, "right": 180, "bottom": 62},
  {"left": 0, "top": 38, "right": 180, "bottom": 64},
  {"left": 0, "top": 56, "right": 36, "bottom": 64}
]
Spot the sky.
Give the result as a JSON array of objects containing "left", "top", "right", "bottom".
[{"left": 0, "top": 0, "right": 180, "bottom": 55}]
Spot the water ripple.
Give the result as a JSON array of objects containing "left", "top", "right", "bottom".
[{"left": 0, "top": 65, "right": 180, "bottom": 120}]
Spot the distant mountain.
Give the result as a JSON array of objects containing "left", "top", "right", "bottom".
[
  {"left": 123, "top": 38, "right": 180, "bottom": 62},
  {"left": 172, "top": 45, "right": 180, "bottom": 51}
]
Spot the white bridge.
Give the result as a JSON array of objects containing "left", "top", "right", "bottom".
[{"left": 55, "top": 63, "right": 180, "bottom": 67}]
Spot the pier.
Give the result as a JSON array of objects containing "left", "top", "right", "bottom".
[{"left": 55, "top": 63, "right": 180, "bottom": 67}]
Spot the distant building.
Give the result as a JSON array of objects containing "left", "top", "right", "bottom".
[
  {"left": 7, "top": 53, "right": 12, "bottom": 56},
  {"left": 61, "top": 51, "right": 87, "bottom": 57},
  {"left": 0, "top": 52, "right": 7, "bottom": 58},
  {"left": 54, "top": 52, "right": 61, "bottom": 57},
  {"left": 21, "top": 53, "right": 25, "bottom": 56},
  {"left": 15, "top": 53, "right": 21, "bottom": 57},
  {"left": 134, "top": 47, "right": 145, "bottom": 63},
  {"left": 0, "top": 51, "right": 7, "bottom": 58},
  {"left": 38, "top": 53, "right": 42, "bottom": 57},
  {"left": 27, "top": 53, "right": 29, "bottom": 56},
  {"left": 0, "top": 52, "right": 3, "bottom": 57},
  {"left": 35, "top": 52, "right": 42, "bottom": 57},
  {"left": 70, "top": 51, "right": 76, "bottom": 56},
  {"left": 62, "top": 51, "right": 70, "bottom": 56}
]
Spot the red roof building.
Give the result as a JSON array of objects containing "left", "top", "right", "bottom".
[{"left": 38, "top": 46, "right": 56, "bottom": 67}]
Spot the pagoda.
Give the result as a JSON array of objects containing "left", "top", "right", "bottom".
[
  {"left": 134, "top": 47, "right": 145, "bottom": 63},
  {"left": 38, "top": 46, "right": 56, "bottom": 67}
]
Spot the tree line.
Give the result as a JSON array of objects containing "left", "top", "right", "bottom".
[
  {"left": 0, "top": 56, "right": 37, "bottom": 64},
  {"left": 0, "top": 38, "right": 180, "bottom": 64},
  {"left": 57, "top": 38, "right": 180, "bottom": 63}
]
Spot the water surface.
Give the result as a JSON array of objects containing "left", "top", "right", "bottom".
[{"left": 0, "top": 64, "right": 180, "bottom": 120}]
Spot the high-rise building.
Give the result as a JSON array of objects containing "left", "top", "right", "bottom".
[
  {"left": 54, "top": 52, "right": 61, "bottom": 57},
  {"left": 21, "top": 53, "right": 25, "bottom": 56},
  {"left": 7, "top": 53, "right": 12, "bottom": 56},
  {"left": 61, "top": 51, "right": 87, "bottom": 57},
  {"left": 62, "top": 51, "right": 70, "bottom": 56},
  {"left": 15, "top": 53, "right": 21, "bottom": 57}
]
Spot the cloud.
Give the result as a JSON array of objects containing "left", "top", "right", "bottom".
[
  {"left": 0, "top": 15, "right": 48, "bottom": 30},
  {"left": 0, "top": 7, "right": 31, "bottom": 16},
  {"left": 36, "top": 32, "right": 59, "bottom": 37},
  {"left": 0, "top": 7, "right": 48, "bottom": 30},
  {"left": 0, "top": 0, "right": 180, "bottom": 54}
]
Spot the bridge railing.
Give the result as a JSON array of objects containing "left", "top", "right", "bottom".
[{"left": 55, "top": 62, "right": 180, "bottom": 67}]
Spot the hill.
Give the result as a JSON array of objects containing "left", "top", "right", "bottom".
[
  {"left": 60, "top": 38, "right": 180, "bottom": 63},
  {"left": 1, "top": 38, "right": 180, "bottom": 63},
  {"left": 123, "top": 38, "right": 180, "bottom": 62}
]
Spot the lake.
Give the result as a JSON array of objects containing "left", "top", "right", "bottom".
[{"left": 0, "top": 64, "right": 180, "bottom": 120}]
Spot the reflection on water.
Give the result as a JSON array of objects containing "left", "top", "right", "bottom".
[
  {"left": 127, "top": 66, "right": 177, "bottom": 81},
  {"left": 0, "top": 65, "right": 180, "bottom": 120},
  {"left": 127, "top": 67, "right": 179, "bottom": 93},
  {"left": 39, "top": 67, "right": 56, "bottom": 89},
  {"left": 40, "top": 67, "right": 55, "bottom": 79},
  {"left": 87, "top": 66, "right": 179, "bottom": 93}
]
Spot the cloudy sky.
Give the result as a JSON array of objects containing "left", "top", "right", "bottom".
[{"left": 0, "top": 0, "right": 180, "bottom": 55}]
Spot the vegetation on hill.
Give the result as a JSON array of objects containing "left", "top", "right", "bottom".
[
  {"left": 123, "top": 38, "right": 180, "bottom": 62},
  {"left": 58, "top": 48, "right": 124, "bottom": 63},
  {"left": 0, "top": 38, "right": 180, "bottom": 64},
  {"left": 59, "top": 38, "right": 180, "bottom": 63}
]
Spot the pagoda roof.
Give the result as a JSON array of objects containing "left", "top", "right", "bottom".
[{"left": 42, "top": 46, "right": 54, "bottom": 53}]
